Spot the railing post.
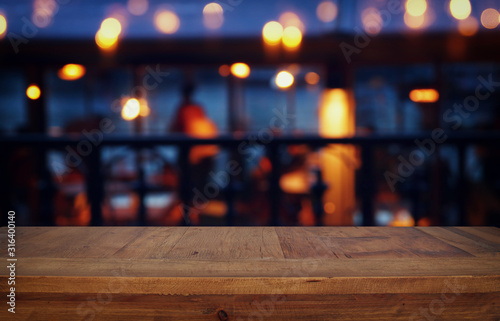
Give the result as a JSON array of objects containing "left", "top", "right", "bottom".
[
  {"left": 457, "top": 144, "right": 467, "bottom": 226},
  {"left": 268, "top": 143, "right": 280, "bottom": 226},
  {"left": 360, "top": 144, "right": 375, "bottom": 226},
  {"left": 88, "top": 146, "right": 103, "bottom": 226},
  {"left": 178, "top": 145, "right": 192, "bottom": 226}
]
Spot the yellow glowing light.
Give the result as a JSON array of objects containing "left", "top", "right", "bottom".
[
  {"left": 154, "top": 9, "right": 180, "bottom": 34},
  {"left": 458, "top": 16, "right": 479, "bottom": 36},
  {"left": 127, "top": 0, "right": 148, "bottom": 16},
  {"left": 138, "top": 99, "right": 150, "bottom": 117},
  {"left": 317, "top": 1, "right": 338, "bottom": 23},
  {"left": 319, "top": 89, "right": 351, "bottom": 138},
  {"left": 481, "top": 8, "right": 499, "bottom": 29},
  {"left": 203, "top": 3, "right": 224, "bottom": 29},
  {"left": 275, "top": 71, "right": 294, "bottom": 89},
  {"left": 279, "top": 12, "right": 305, "bottom": 32},
  {"left": 449, "top": 0, "right": 471, "bottom": 20},
  {"left": 362, "top": 7, "right": 383, "bottom": 35},
  {"left": 262, "top": 21, "right": 283, "bottom": 45},
  {"left": 95, "top": 30, "right": 118, "bottom": 49},
  {"left": 404, "top": 11, "right": 426, "bottom": 29},
  {"left": 26, "top": 85, "right": 41, "bottom": 100},
  {"left": 58, "top": 64, "right": 86, "bottom": 81},
  {"left": 230, "top": 63, "right": 250, "bottom": 79},
  {"left": 305, "top": 72, "right": 320, "bottom": 85},
  {"left": 100, "top": 18, "right": 122, "bottom": 38},
  {"left": 409, "top": 89, "right": 439, "bottom": 103},
  {"left": 282, "top": 26, "right": 302, "bottom": 49},
  {"left": 219, "top": 64, "right": 230, "bottom": 77},
  {"left": 406, "top": 0, "right": 427, "bottom": 17},
  {"left": 121, "top": 98, "right": 141, "bottom": 121},
  {"left": 0, "top": 14, "right": 6, "bottom": 38}
]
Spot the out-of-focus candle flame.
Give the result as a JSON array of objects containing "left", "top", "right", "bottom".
[
  {"left": 230, "top": 63, "right": 250, "bottom": 79},
  {"left": 26, "top": 85, "right": 41, "bottom": 100},
  {"left": 121, "top": 98, "right": 141, "bottom": 121},
  {"left": 275, "top": 71, "right": 294, "bottom": 89}
]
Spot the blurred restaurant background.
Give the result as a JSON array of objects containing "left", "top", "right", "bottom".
[{"left": 1, "top": 0, "right": 500, "bottom": 227}]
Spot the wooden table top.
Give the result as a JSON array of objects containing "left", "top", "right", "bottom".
[
  {"left": 1, "top": 226, "right": 500, "bottom": 320},
  {"left": 1, "top": 226, "right": 499, "bottom": 295}
]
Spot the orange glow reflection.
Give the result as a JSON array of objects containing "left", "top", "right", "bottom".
[
  {"left": 409, "top": 89, "right": 439, "bottom": 103},
  {"left": 305, "top": 72, "right": 320, "bottom": 85}
]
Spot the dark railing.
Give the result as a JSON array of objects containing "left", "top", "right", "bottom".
[{"left": 2, "top": 133, "right": 500, "bottom": 226}]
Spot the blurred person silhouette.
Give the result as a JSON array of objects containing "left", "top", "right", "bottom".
[{"left": 169, "top": 82, "right": 220, "bottom": 223}]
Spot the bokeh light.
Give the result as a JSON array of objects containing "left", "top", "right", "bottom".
[
  {"left": 58, "top": 64, "right": 86, "bottom": 81},
  {"left": 230, "top": 63, "right": 251, "bottom": 79},
  {"left": 203, "top": 3, "right": 224, "bottom": 30},
  {"left": 95, "top": 17, "right": 122, "bottom": 50},
  {"left": 154, "top": 9, "right": 180, "bottom": 34},
  {"left": 127, "top": 0, "right": 148, "bottom": 16},
  {"left": 449, "top": 0, "right": 471, "bottom": 20},
  {"left": 409, "top": 89, "right": 439, "bottom": 103},
  {"left": 219, "top": 65, "right": 230, "bottom": 77},
  {"left": 458, "top": 16, "right": 479, "bottom": 36},
  {"left": 26, "top": 85, "right": 41, "bottom": 100},
  {"left": 279, "top": 12, "right": 305, "bottom": 32},
  {"left": 0, "top": 14, "right": 6, "bottom": 38},
  {"left": 480, "top": 8, "right": 499, "bottom": 29},
  {"left": 362, "top": 7, "right": 383, "bottom": 35},
  {"left": 275, "top": 71, "right": 294, "bottom": 89},
  {"left": 138, "top": 98, "right": 150, "bottom": 117},
  {"left": 32, "top": 0, "right": 56, "bottom": 28},
  {"left": 316, "top": 1, "right": 338, "bottom": 23},
  {"left": 121, "top": 98, "right": 141, "bottom": 121},
  {"left": 406, "top": 0, "right": 427, "bottom": 17},
  {"left": 404, "top": 11, "right": 426, "bottom": 29},
  {"left": 282, "top": 26, "right": 302, "bottom": 49},
  {"left": 305, "top": 72, "right": 320, "bottom": 85},
  {"left": 262, "top": 21, "right": 283, "bottom": 45}
]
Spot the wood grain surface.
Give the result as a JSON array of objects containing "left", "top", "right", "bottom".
[{"left": 1, "top": 226, "right": 499, "bottom": 320}]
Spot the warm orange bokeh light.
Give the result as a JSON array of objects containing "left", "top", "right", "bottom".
[
  {"left": 406, "top": 0, "right": 427, "bottom": 17},
  {"left": 481, "top": 8, "right": 499, "bottom": 29},
  {"left": 154, "top": 9, "right": 180, "bottom": 34},
  {"left": 121, "top": 98, "right": 141, "bottom": 121},
  {"left": 0, "top": 14, "right": 7, "bottom": 38},
  {"left": 409, "top": 89, "right": 439, "bottom": 103},
  {"left": 127, "top": 0, "right": 148, "bottom": 16},
  {"left": 458, "top": 16, "right": 479, "bottom": 36},
  {"left": 449, "top": 0, "right": 471, "bottom": 20},
  {"left": 317, "top": 1, "right": 338, "bottom": 23},
  {"left": 230, "top": 63, "right": 251, "bottom": 79},
  {"left": 58, "top": 64, "right": 86, "bottom": 81},
  {"left": 203, "top": 3, "right": 224, "bottom": 29},
  {"left": 26, "top": 85, "right": 41, "bottom": 100},
  {"left": 305, "top": 72, "right": 320, "bottom": 85},
  {"left": 275, "top": 71, "right": 294, "bottom": 89},
  {"left": 138, "top": 98, "right": 150, "bottom": 117},
  {"left": 262, "top": 21, "right": 283, "bottom": 45},
  {"left": 219, "top": 65, "right": 230, "bottom": 77},
  {"left": 282, "top": 26, "right": 302, "bottom": 49},
  {"left": 404, "top": 11, "right": 426, "bottom": 29}
]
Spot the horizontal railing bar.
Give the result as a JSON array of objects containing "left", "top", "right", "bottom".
[{"left": 1, "top": 133, "right": 500, "bottom": 147}]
